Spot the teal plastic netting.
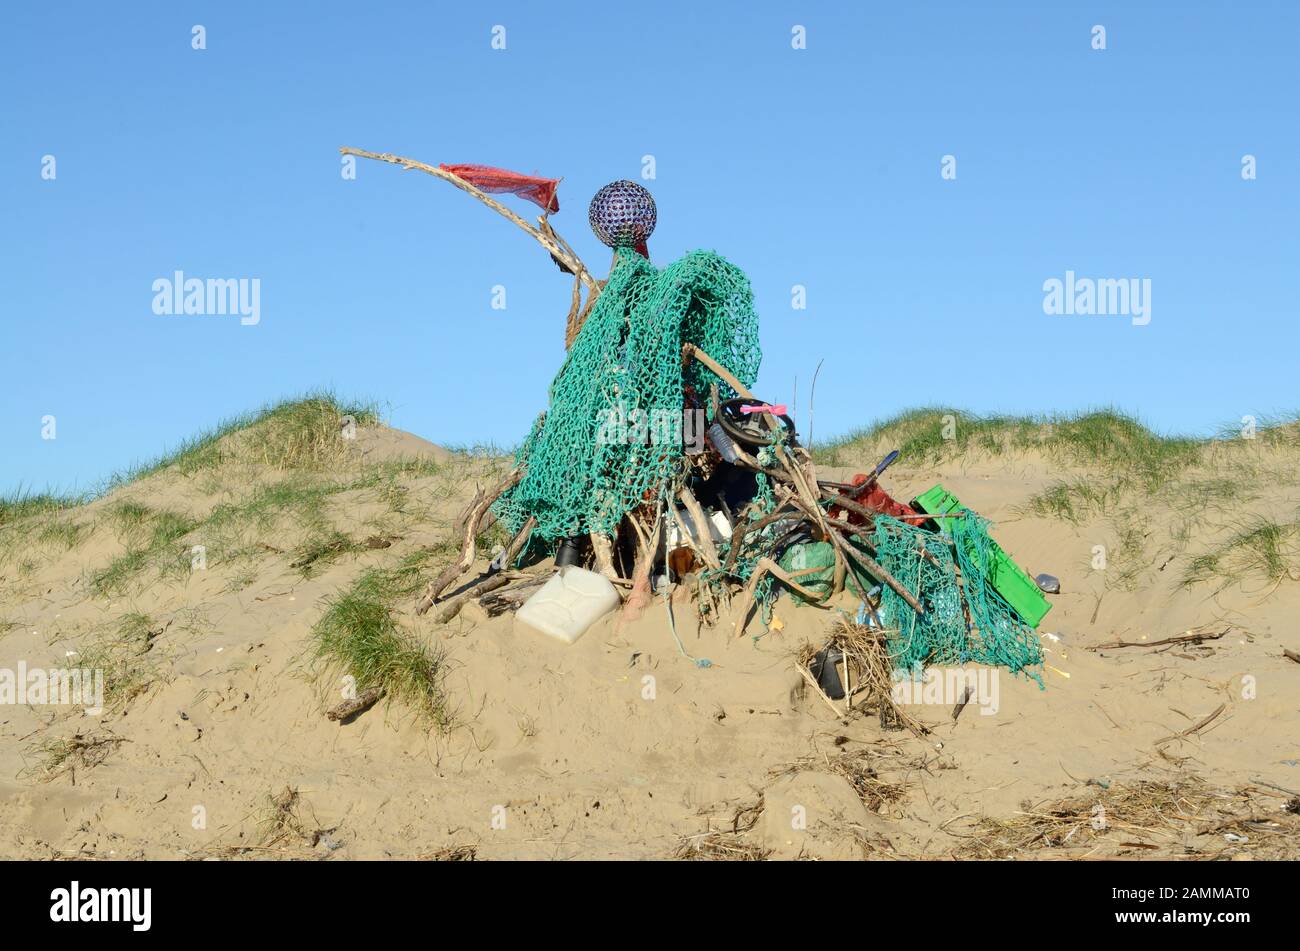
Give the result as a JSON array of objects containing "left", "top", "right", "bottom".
[
  {"left": 494, "top": 249, "right": 761, "bottom": 544},
  {"left": 873, "top": 514, "right": 1043, "bottom": 685}
]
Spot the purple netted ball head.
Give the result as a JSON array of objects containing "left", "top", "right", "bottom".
[{"left": 588, "top": 180, "right": 657, "bottom": 250}]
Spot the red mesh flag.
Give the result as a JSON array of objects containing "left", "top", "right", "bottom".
[{"left": 439, "top": 164, "right": 560, "bottom": 214}]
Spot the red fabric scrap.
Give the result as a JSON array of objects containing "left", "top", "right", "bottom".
[
  {"left": 439, "top": 163, "right": 560, "bottom": 214},
  {"left": 830, "top": 474, "right": 928, "bottom": 527}
]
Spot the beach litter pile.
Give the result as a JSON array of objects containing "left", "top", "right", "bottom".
[{"left": 344, "top": 147, "right": 1055, "bottom": 702}]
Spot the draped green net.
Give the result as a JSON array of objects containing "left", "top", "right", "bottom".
[
  {"left": 872, "top": 514, "right": 1044, "bottom": 686},
  {"left": 493, "top": 249, "right": 762, "bottom": 545}
]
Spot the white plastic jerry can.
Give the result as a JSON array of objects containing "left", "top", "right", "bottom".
[{"left": 515, "top": 566, "right": 621, "bottom": 644}]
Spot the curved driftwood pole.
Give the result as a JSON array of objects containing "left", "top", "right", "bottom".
[{"left": 342, "top": 146, "right": 603, "bottom": 348}]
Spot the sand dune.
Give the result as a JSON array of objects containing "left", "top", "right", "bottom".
[{"left": 2, "top": 400, "right": 1297, "bottom": 859}]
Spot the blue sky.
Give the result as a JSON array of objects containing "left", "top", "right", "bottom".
[{"left": 3, "top": 1, "right": 1297, "bottom": 496}]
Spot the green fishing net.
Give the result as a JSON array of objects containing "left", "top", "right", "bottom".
[
  {"left": 494, "top": 249, "right": 761, "bottom": 544},
  {"left": 872, "top": 514, "right": 1044, "bottom": 685}
]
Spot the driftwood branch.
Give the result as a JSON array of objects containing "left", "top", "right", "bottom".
[
  {"left": 429, "top": 516, "right": 538, "bottom": 624},
  {"left": 326, "top": 687, "right": 385, "bottom": 723},
  {"left": 341, "top": 146, "right": 600, "bottom": 296},
  {"left": 429, "top": 572, "right": 516, "bottom": 625},
  {"left": 676, "top": 485, "right": 721, "bottom": 569},
  {"left": 590, "top": 532, "right": 618, "bottom": 580},
  {"left": 416, "top": 466, "right": 524, "bottom": 614},
  {"left": 1091, "top": 628, "right": 1228, "bottom": 651},
  {"left": 732, "top": 558, "right": 827, "bottom": 638},
  {"left": 725, "top": 503, "right": 799, "bottom": 573},
  {"left": 567, "top": 275, "right": 604, "bottom": 348},
  {"left": 478, "top": 576, "right": 549, "bottom": 617},
  {"left": 826, "top": 528, "right": 926, "bottom": 615},
  {"left": 621, "top": 505, "right": 663, "bottom": 624},
  {"left": 1154, "top": 703, "right": 1227, "bottom": 747}
]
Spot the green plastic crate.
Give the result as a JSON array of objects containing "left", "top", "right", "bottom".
[{"left": 911, "top": 484, "right": 1053, "bottom": 628}]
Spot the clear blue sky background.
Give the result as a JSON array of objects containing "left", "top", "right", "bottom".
[{"left": 3, "top": 1, "right": 1297, "bottom": 496}]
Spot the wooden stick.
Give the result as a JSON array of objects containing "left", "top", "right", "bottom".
[
  {"left": 820, "top": 490, "right": 881, "bottom": 525},
  {"left": 589, "top": 532, "right": 618, "bottom": 580},
  {"left": 453, "top": 485, "right": 487, "bottom": 538},
  {"left": 682, "top": 343, "right": 757, "bottom": 404},
  {"left": 429, "top": 572, "right": 515, "bottom": 624},
  {"left": 732, "top": 559, "right": 772, "bottom": 639},
  {"left": 429, "top": 516, "right": 537, "bottom": 624},
  {"left": 1154, "top": 703, "right": 1226, "bottom": 746},
  {"left": 796, "top": 662, "right": 845, "bottom": 719},
  {"left": 478, "top": 576, "right": 549, "bottom": 616},
  {"left": 825, "top": 514, "right": 943, "bottom": 569},
  {"left": 1092, "top": 629, "right": 1227, "bottom": 651},
  {"left": 1250, "top": 777, "right": 1300, "bottom": 797},
  {"left": 770, "top": 563, "right": 827, "bottom": 601},
  {"left": 950, "top": 684, "right": 975, "bottom": 724},
  {"left": 621, "top": 506, "right": 663, "bottom": 623},
  {"left": 340, "top": 148, "right": 599, "bottom": 294},
  {"left": 827, "top": 529, "right": 926, "bottom": 615},
  {"left": 731, "top": 501, "right": 796, "bottom": 540},
  {"left": 325, "top": 687, "right": 385, "bottom": 722},
  {"left": 725, "top": 503, "right": 799, "bottom": 572},
  {"left": 824, "top": 515, "right": 879, "bottom": 553},
  {"left": 568, "top": 276, "right": 604, "bottom": 348},
  {"left": 416, "top": 466, "right": 524, "bottom": 614},
  {"left": 731, "top": 558, "right": 826, "bottom": 638},
  {"left": 677, "top": 485, "right": 721, "bottom": 569},
  {"left": 831, "top": 540, "right": 847, "bottom": 596},
  {"left": 562, "top": 273, "right": 583, "bottom": 348}
]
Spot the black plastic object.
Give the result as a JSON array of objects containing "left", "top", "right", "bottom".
[
  {"left": 873, "top": 449, "right": 900, "bottom": 478},
  {"left": 696, "top": 465, "right": 760, "bottom": 519},
  {"left": 717, "top": 397, "right": 797, "bottom": 448},
  {"left": 808, "top": 648, "right": 846, "bottom": 701},
  {"left": 554, "top": 536, "right": 586, "bottom": 568}
]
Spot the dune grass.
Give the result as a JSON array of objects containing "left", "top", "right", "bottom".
[
  {"left": 1181, "top": 513, "right": 1300, "bottom": 590},
  {"left": 80, "top": 448, "right": 480, "bottom": 596},
  {"left": 814, "top": 407, "right": 1201, "bottom": 478},
  {"left": 1, "top": 393, "right": 381, "bottom": 531},
  {"left": 23, "top": 731, "right": 126, "bottom": 783},
  {"left": 0, "top": 492, "right": 85, "bottom": 527},
  {"left": 70, "top": 613, "right": 166, "bottom": 711},
  {"left": 108, "top": 391, "right": 382, "bottom": 485},
  {"left": 2, "top": 395, "right": 385, "bottom": 596},
  {"left": 63, "top": 396, "right": 420, "bottom": 594},
  {"left": 309, "top": 548, "right": 453, "bottom": 728},
  {"left": 91, "top": 503, "right": 200, "bottom": 595}
]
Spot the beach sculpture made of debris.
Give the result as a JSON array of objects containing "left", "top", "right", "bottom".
[
  {"left": 872, "top": 514, "right": 1044, "bottom": 686},
  {"left": 494, "top": 248, "right": 761, "bottom": 545}
]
